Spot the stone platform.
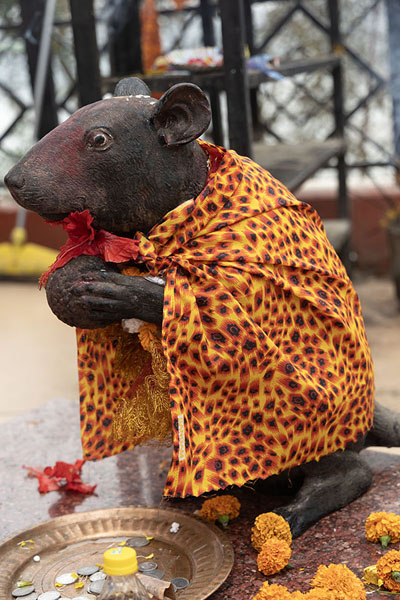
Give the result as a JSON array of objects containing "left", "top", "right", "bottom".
[{"left": 1, "top": 398, "right": 400, "bottom": 599}]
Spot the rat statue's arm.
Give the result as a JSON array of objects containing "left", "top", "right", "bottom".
[{"left": 46, "top": 255, "right": 164, "bottom": 329}]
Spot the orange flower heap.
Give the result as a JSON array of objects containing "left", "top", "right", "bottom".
[
  {"left": 311, "top": 564, "right": 366, "bottom": 600},
  {"left": 376, "top": 549, "right": 400, "bottom": 592},
  {"left": 199, "top": 494, "right": 240, "bottom": 526},
  {"left": 365, "top": 511, "right": 400, "bottom": 547},
  {"left": 251, "top": 512, "right": 292, "bottom": 552},
  {"left": 257, "top": 537, "right": 292, "bottom": 576}
]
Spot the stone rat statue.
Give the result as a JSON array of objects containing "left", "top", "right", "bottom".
[{"left": 5, "top": 77, "right": 400, "bottom": 537}]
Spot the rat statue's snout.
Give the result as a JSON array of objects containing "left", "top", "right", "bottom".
[{"left": 4, "top": 164, "right": 26, "bottom": 197}]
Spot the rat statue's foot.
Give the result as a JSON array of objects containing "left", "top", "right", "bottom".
[{"left": 272, "top": 451, "right": 372, "bottom": 538}]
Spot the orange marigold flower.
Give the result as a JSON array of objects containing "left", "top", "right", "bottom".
[
  {"left": 311, "top": 564, "right": 366, "bottom": 600},
  {"left": 252, "top": 581, "right": 293, "bottom": 600},
  {"left": 251, "top": 512, "right": 292, "bottom": 552},
  {"left": 199, "top": 495, "right": 240, "bottom": 525},
  {"left": 365, "top": 511, "right": 400, "bottom": 546},
  {"left": 376, "top": 549, "right": 400, "bottom": 592},
  {"left": 257, "top": 536, "right": 291, "bottom": 576}
]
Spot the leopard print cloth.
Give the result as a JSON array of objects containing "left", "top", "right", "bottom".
[{"left": 77, "top": 140, "right": 374, "bottom": 498}]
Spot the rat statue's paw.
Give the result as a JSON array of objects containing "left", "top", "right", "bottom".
[
  {"left": 46, "top": 255, "right": 122, "bottom": 329},
  {"left": 46, "top": 255, "right": 164, "bottom": 329}
]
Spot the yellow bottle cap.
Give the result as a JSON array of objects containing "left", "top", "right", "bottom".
[{"left": 103, "top": 547, "right": 138, "bottom": 576}]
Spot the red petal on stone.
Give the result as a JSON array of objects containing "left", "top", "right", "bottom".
[
  {"left": 64, "top": 481, "right": 97, "bottom": 494},
  {"left": 23, "top": 460, "right": 95, "bottom": 494}
]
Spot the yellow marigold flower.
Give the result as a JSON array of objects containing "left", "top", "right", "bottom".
[
  {"left": 365, "top": 511, "right": 400, "bottom": 546},
  {"left": 376, "top": 549, "right": 400, "bottom": 592},
  {"left": 199, "top": 494, "right": 240, "bottom": 525},
  {"left": 251, "top": 512, "right": 292, "bottom": 552},
  {"left": 252, "top": 581, "right": 293, "bottom": 600},
  {"left": 256, "top": 536, "right": 291, "bottom": 576},
  {"left": 363, "top": 564, "right": 383, "bottom": 587},
  {"left": 311, "top": 564, "right": 366, "bottom": 600}
]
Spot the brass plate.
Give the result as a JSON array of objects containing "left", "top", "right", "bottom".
[{"left": 0, "top": 506, "right": 234, "bottom": 599}]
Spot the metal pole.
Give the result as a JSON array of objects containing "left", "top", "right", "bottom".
[
  {"left": 69, "top": 0, "right": 101, "bottom": 106},
  {"left": 200, "top": 0, "right": 223, "bottom": 145},
  {"left": 108, "top": 0, "right": 143, "bottom": 76},
  {"left": 386, "top": 0, "right": 400, "bottom": 182},
  {"left": 220, "top": 0, "right": 253, "bottom": 157},
  {"left": 20, "top": 0, "right": 58, "bottom": 139},
  {"left": 328, "top": 0, "right": 347, "bottom": 218},
  {"left": 33, "top": 0, "right": 57, "bottom": 140},
  {"left": 18, "top": 0, "right": 57, "bottom": 230}
]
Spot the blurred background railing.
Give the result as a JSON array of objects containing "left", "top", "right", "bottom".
[{"left": 0, "top": 0, "right": 399, "bottom": 278}]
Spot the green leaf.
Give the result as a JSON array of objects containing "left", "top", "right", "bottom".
[
  {"left": 217, "top": 514, "right": 230, "bottom": 526},
  {"left": 380, "top": 535, "right": 391, "bottom": 548}
]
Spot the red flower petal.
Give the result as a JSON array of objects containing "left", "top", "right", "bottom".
[
  {"left": 23, "top": 466, "right": 61, "bottom": 493},
  {"left": 64, "top": 481, "right": 97, "bottom": 494},
  {"left": 61, "top": 210, "right": 95, "bottom": 242},
  {"left": 37, "top": 475, "right": 61, "bottom": 493},
  {"left": 39, "top": 211, "right": 139, "bottom": 288},
  {"left": 24, "top": 460, "right": 95, "bottom": 495}
]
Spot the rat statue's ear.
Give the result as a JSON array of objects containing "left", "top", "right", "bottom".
[
  {"left": 113, "top": 77, "right": 151, "bottom": 97},
  {"left": 151, "top": 83, "right": 211, "bottom": 147}
]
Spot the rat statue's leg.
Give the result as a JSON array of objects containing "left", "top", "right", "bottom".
[
  {"left": 46, "top": 255, "right": 164, "bottom": 329},
  {"left": 274, "top": 450, "right": 372, "bottom": 538}
]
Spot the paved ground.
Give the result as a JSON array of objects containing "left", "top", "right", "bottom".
[
  {"left": 0, "top": 281, "right": 78, "bottom": 423},
  {"left": 0, "top": 274, "right": 399, "bottom": 423}
]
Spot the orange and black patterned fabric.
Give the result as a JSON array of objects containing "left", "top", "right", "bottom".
[{"left": 77, "top": 140, "right": 374, "bottom": 498}]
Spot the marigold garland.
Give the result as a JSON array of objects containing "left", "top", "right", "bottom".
[
  {"left": 365, "top": 511, "right": 400, "bottom": 546},
  {"left": 376, "top": 549, "right": 400, "bottom": 592},
  {"left": 199, "top": 494, "right": 240, "bottom": 525},
  {"left": 311, "top": 564, "right": 366, "bottom": 600},
  {"left": 257, "top": 536, "right": 292, "bottom": 576},
  {"left": 251, "top": 512, "right": 292, "bottom": 552}
]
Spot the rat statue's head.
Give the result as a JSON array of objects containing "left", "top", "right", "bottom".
[{"left": 4, "top": 78, "right": 211, "bottom": 236}]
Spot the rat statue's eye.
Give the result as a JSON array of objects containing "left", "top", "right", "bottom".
[{"left": 86, "top": 128, "right": 113, "bottom": 151}]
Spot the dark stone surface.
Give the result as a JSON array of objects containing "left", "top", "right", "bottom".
[{"left": 1, "top": 398, "right": 399, "bottom": 598}]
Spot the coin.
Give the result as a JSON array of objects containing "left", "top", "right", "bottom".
[
  {"left": 38, "top": 593, "right": 61, "bottom": 600},
  {"left": 147, "top": 569, "right": 164, "bottom": 580},
  {"left": 89, "top": 571, "right": 107, "bottom": 582},
  {"left": 77, "top": 565, "right": 100, "bottom": 577},
  {"left": 126, "top": 536, "right": 150, "bottom": 548},
  {"left": 55, "top": 573, "right": 78, "bottom": 585},
  {"left": 171, "top": 577, "right": 190, "bottom": 590},
  {"left": 12, "top": 587, "right": 35, "bottom": 597},
  {"left": 88, "top": 579, "right": 105, "bottom": 595},
  {"left": 138, "top": 561, "right": 157, "bottom": 572}
]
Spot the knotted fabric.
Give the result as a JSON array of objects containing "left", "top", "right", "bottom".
[{"left": 44, "top": 140, "right": 374, "bottom": 499}]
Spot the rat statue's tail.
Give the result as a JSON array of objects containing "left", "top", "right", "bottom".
[{"left": 366, "top": 401, "right": 400, "bottom": 447}]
